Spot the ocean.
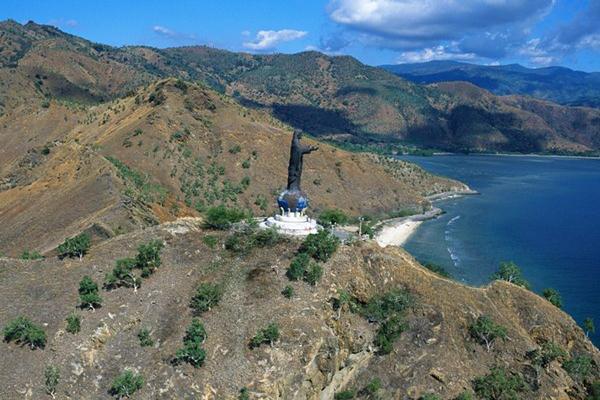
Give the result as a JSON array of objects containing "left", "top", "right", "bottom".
[{"left": 399, "top": 154, "right": 600, "bottom": 345}]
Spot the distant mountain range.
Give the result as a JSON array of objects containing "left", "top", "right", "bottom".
[
  {"left": 381, "top": 61, "right": 600, "bottom": 108},
  {"left": 0, "top": 20, "right": 599, "bottom": 156}
]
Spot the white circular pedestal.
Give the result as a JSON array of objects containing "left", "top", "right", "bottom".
[{"left": 260, "top": 212, "right": 319, "bottom": 236}]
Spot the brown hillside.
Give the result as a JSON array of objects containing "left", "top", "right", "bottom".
[
  {"left": 0, "top": 219, "right": 597, "bottom": 399},
  {"left": 0, "top": 79, "right": 466, "bottom": 256}
]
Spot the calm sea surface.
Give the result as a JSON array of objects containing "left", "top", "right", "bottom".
[{"left": 399, "top": 154, "right": 600, "bottom": 345}]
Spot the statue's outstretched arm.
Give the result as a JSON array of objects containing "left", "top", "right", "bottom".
[{"left": 300, "top": 145, "right": 319, "bottom": 154}]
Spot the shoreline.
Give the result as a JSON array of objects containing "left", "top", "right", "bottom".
[
  {"left": 375, "top": 188, "right": 476, "bottom": 248},
  {"left": 424, "top": 152, "right": 600, "bottom": 160}
]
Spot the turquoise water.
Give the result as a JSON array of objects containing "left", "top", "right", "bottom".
[{"left": 400, "top": 154, "right": 600, "bottom": 345}]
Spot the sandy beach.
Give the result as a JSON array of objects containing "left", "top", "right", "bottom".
[{"left": 376, "top": 219, "right": 423, "bottom": 247}]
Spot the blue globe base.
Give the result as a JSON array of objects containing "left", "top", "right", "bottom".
[{"left": 277, "top": 189, "right": 309, "bottom": 212}]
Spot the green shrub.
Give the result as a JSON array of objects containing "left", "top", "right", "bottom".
[
  {"left": 304, "top": 262, "right": 323, "bottom": 286},
  {"left": 422, "top": 262, "right": 452, "bottom": 279},
  {"left": 334, "top": 390, "right": 356, "bottom": 400},
  {"left": 286, "top": 253, "right": 310, "bottom": 281},
  {"left": 190, "top": 283, "right": 223, "bottom": 315},
  {"left": 239, "top": 387, "right": 250, "bottom": 400},
  {"left": 21, "top": 250, "right": 43, "bottom": 260},
  {"left": 250, "top": 323, "right": 279, "bottom": 349},
  {"left": 527, "top": 341, "right": 567, "bottom": 367},
  {"left": 229, "top": 145, "right": 242, "bottom": 154},
  {"left": 138, "top": 328, "right": 154, "bottom": 347},
  {"left": 318, "top": 209, "right": 349, "bottom": 228},
  {"left": 542, "top": 288, "right": 563, "bottom": 308},
  {"left": 469, "top": 316, "right": 508, "bottom": 352},
  {"left": 174, "top": 319, "right": 207, "bottom": 367},
  {"left": 242, "top": 159, "right": 251, "bottom": 168},
  {"left": 204, "top": 205, "right": 248, "bottom": 229},
  {"left": 225, "top": 226, "right": 282, "bottom": 255},
  {"left": 44, "top": 365, "right": 60, "bottom": 397},
  {"left": 453, "top": 392, "right": 474, "bottom": 400},
  {"left": 374, "top": 313, "right": 407, "bottom": 354},
  {"left": 58, "top": 233, "right": 91, "bottom": 260},
  {"left": 360, "top": 288, "right": 413, "bottom": 354},
  {"left": 109, "top": 370, "right": 144, "bottom": 398},
  {"left": 299, "top": 230, "right": 339, "bottom": 262},
  {"left": 587, "top": 382, "right": 600, "bottom": 400},
  {"left": 65, "top": 313, "right": 81, "bottom": 334},
  {"left": 563, "top": 355, "right": 594, "bottom": 380},
  {"left": 282, "top": 285, "right": 294, "bottom": 299},
  {"left": 420, "top": 395, "right": 441, "bottom": 400},
  {"left": 202, "top": 235, "right": 219, "bottom": 249},
  {"left": 472, "top": 367, "right": 526, "bottom": 400},
  {"left": 79, "top": 275, "right": 102, "bottom": 309},
  {"left": 3, "top": 316, "right": 46, "bottom": 349},
  {"left": 135, "top": 240, "right": 163, "bottom": 277},
  {"left": 361, "top": 378, "right": 382, "bottom": 395},
  {"left": 105, "top": 258, "right": 141, "bottom": 290},
  {"left": 490, "top": 261, "right": 530, "bottom": 289}
]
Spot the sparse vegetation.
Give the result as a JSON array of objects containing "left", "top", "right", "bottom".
[
  {"left": 422, "top": 262, "right": 452, "bottom": 278},
  {"left": 299, "top": 230, "right": 340, "bottom": 262},
  {"left": 79, "top": 275, "right": 102, "bottom": 309},
  {"left": 542, "top": 288, "right": 563, "bottom": 308},
  {"left": 190, "top": 282, "right": 223, "bottom": 315},
  {"left": 109, "top": 370, "right": 144, "bottom": 398},
  {"left": 334, "top": 390, "right": 356, "bottom": 400},
  {"left": 583, "top": 317, "right": 595, "bottom": 338},
  {"left": 65, "top": 313, "right": 81, "bottom": 334},
  {"left": 420, "top": 395, "right": 441, "bottom": 400},
  {"left": 106, "top": 156, "right": 168, "bottom": 204},
  {"left": 204, "top": 205, "right": 248, "bottom": 229},
  {"left": 469, "top": 316, "right": 508, "bottom": 352},
  {"left": 44, "top": 365, "right": 60, "bottom": 398},
  {"left": 57, "top": 232, "right": 91, "bottom": 260},
  {"left": 282, "top": 285, "right": 294, "bottom": 298},
  {"left": 137, "top": 328, "right": 154, "bottom": 347},
  {"left": 304, "top": 262, "right": 323, "bottom": 286},
  {"left": 225, "top": 226, "right": 283, "bottom": 255},
  {"left": 202, "top": 235, "right": 218, "bottom": 249},
  {"left": 21, "top": 250, "right": 43, "bottom": 260},
  {"left": 249, "top": 322, "right": 279, "bottom": 349},
  {"left": 318, "top": 209, "right": 349, "bottom": 228},
  {"left": 286, "top": 253, "right": 311, "bottom": 281},
  {"left": 472, "top": 367, "right": 526, "bottom": 400},
  {"left": 229, "top": 145, "right": 241, "bottom": 154},
  {"left": 3, "top": 316, "right": 46, "bottom": 349},
  {"left": 174, "top": 319, "right": 207, "bottom": 368},
  {"left": 238, "top": 387, "right": 250, "bottom": 400},
  {"left": 527, "top": 341, "right": 568, "bottom": 367},
  {"left": 490, "top": 261, "right": 530, "bottom": 289},
  {"left": 563, "top": 355, "right": 594, "bottom": 380}
]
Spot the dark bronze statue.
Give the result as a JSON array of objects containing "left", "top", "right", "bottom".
[{"left": 287, "top": 130, "right": 318, "bottom": 191}]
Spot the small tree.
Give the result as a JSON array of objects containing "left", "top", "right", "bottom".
[
  {"left": 304, "top": 262, "right": 323, "bottom": 286},
  {"left": 469, "top": 316, "right": 508, "bottom": 352},
  {"left": 287, "top": 253, "right": 310, "bottom": 281},
  {"left": 281, "top": 285, "right": 294, "bottom": 299},
  {"left": 542, "top": 288, "right": 563, "bottom": 308},
  {"left": 174, "top": 319, "right": 207, "bottom": 368},
  {"left": 65, "top": 313, "right": 81, "bottom": 334},
  {"left": 3, "top": 316, "right": 46, "bottom": 349},
  {"left": 472, "top": 367, "right": 526, "bottom": 400},
  {"left": 527, "top": 341, "right": 567, "bottom": 368},
  {"left": 249, "top": 323, "right": 280, "bottom": 349},
  {"left": 137, "top": 328, "right": 154, "bottom": 347},
  {"left": 44, "top": 365, "right": 60, "bottom": 398},
  {"left": 105, "top": 258, "right": 141, "bottom": 292},
  {"left": 490, "top": 261, "right": 530, "bottom": 289},
  {"left": 563, "top": 355, "right": 593, "bottom": 380},
  {"left": 21, "top": 250, "right": 43, "bottom": 260},
  {"left": 109, "top": 370, "right": 144, "bottom": 398},
  {"left": 57, "top": 233, "right": 91, "bottom": 260},
  {"left": 190, "top": 282, "right": 223, "bottom": 315},
  {"left": 135, "top": 240, "right": 163, "bottom": 277},
  {"left": 79, "top": 276, "right": 102, "bottom": 310},
  {"left": 583, "top": 317, "right": 595, "bottom": 338},
  {"left": 299, "top": 230, "right": 340, "bottom": 262}
]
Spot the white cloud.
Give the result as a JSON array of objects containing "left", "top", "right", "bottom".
[
  {"left": 152, "top": 25, "right": 196, "bottom": 42},
  {"left": 396, "top": 45, "right": 476, "bottom": 63},
  {"left": 243, "top": 29, "right": 308, "bottom": 50},
  {"left": 518, "top": 38, "right": 557, "bottom": 65}
]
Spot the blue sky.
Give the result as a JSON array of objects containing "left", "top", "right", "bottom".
[{"left": 2, "top": 0, "right": 599, "bottom": 71}]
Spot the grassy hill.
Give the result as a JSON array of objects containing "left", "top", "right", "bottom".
[{"left": 382, "top": 60, "right": 600, "bottom": 108}]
